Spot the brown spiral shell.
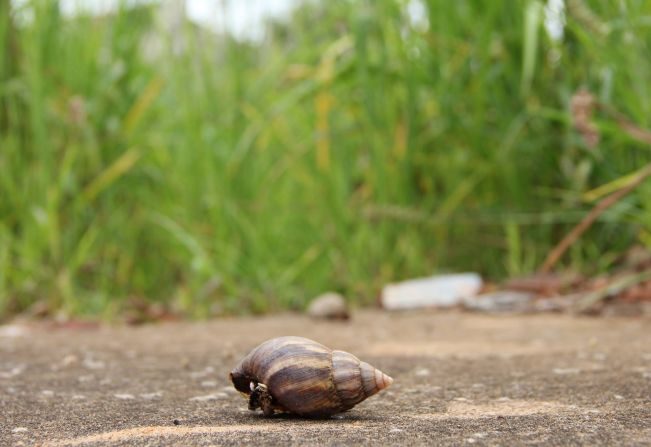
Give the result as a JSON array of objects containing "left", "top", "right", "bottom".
[{"left": 230, "top": 336, "right": 393, "bottom": 417}]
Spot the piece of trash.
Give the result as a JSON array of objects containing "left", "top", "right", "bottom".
[
  {"left": 382, "top": 273, "right": 482, "bottom": 310},
  {"left": 463, "top": 291, "right": 535, "bottom": 313},
  {"left": 532, "top": 295, "right": 574, "bottom": 312},
  {"left": 306, "top": 292, "right": 350, "bottom": 320},
  {"left": 0, "top": 325, "right": 28, "bottom": 338}
]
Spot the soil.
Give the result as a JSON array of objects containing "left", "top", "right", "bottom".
[{"left": 1, "top": 311, "right": 650, "bottom": 446}]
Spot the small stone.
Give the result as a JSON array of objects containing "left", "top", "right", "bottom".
[
  {"left": 614, "top": 394, "right": 624, "bottom": 400},
  {"left": 41, "top": 390, "right": 54, "bottom": 397},
  {"left": 389, "top": 427, "right": 403, "bottom": 433},
  {"left": 201, "top": 380, "right": 217, "bottom": 388},
  {"left": 140, "top": 392, "right": 163, "bottom": 400},
  {"left": 553, "top": 368, "right": 580, "bottom": 375},
  {"left": 114, "top": 393, "right": 135, "bottom": 400},
  {"left": 306, "top": 292, "right": 350, "bottom": 320},
  {"left": 415, "top": 368, "right": 430, "bottom": 377},
  {"left": 173, "top": 419, "right": 181, "bottom": 425},
  {"left": 12, "top": 427, "right": 28, "bottom": 434}
]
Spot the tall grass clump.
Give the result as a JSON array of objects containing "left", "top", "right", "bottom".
[{"left": 1, "top": 0, "right": 650, "bottom": 319}]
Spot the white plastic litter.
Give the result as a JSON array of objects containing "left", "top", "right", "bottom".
[{"left": 382, "top": 273, "right": 483, "bottom": 310}]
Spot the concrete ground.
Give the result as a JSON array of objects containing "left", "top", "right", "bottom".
[{"left": 1, "top": 311, "right": 650, "bottom": 446}]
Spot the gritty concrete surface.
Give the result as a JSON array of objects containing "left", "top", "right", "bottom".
[{"left": 1, "top": 311, "right": 650, "bottom": 446}]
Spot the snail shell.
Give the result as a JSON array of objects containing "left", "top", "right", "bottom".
[{"left": 230, "top": 336, "right": 393, "bottom": 417}]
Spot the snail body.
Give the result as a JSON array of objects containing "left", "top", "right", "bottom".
[{"left": 230, "top": 336, "right": 393, "bottom": 417}]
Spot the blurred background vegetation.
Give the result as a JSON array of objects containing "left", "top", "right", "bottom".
[{"left": 1, "top": 0, "right": 650, "bottom": 320}]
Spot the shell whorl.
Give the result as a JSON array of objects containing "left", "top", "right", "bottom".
[
  {"left": 229, "top": 336, "right": 393, "bottom": 416},
  {"left": 331, "top": 350, "right": 393, "bottom": 409}
]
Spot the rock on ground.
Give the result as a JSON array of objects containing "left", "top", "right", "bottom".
[{"left": 1, "top": 312, "right": 650, "bottom": 446}]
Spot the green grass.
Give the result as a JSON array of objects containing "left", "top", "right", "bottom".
[{"left": 1, "top": 0, "right": 651, "bottom": 319}]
